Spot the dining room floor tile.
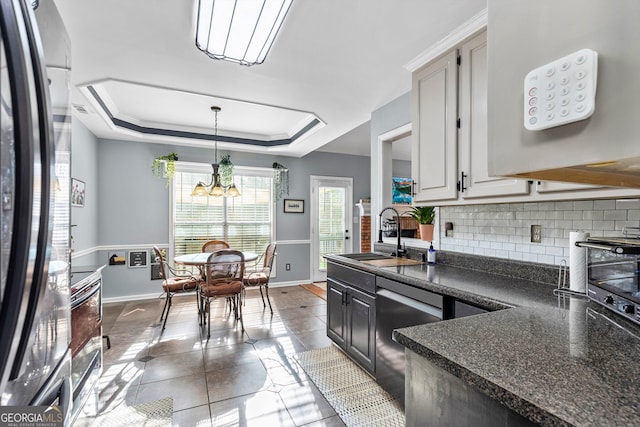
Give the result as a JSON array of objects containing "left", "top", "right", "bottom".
[{"left": 83, "top": 285, "right": 345, "bottom": 426}]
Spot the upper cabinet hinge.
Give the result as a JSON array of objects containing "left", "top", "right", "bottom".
[
  {"left": 457, "top": 55, "right": 461, "bottom": 66},
  {"left": 456, "top": 118, "right": 461, "bottom": 128}
]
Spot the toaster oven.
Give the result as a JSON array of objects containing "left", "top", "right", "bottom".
[{"left": 576, "top": 228, "right": 640, "bottom": 325}]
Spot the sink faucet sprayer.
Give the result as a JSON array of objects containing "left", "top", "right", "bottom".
[{"left": 378, "top": 206, "right": 406, "bottom": 257}]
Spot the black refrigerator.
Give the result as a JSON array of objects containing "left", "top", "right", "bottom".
[{"left": 0, "top": 0, "right": 72, "bottom": 421}]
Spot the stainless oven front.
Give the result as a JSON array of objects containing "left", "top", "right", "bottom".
[
  {"left": 577, "top": 229, "right": 640, "bottom": 325},
  {"left": 69, "top": 270, "right": 103, "bottom": 424}
]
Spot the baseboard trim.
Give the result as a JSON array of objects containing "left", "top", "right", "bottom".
[{"left": 102, "top": 282, "right": 307, "bottom": 304}]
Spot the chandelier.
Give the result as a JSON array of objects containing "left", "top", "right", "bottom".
[
  {"left": 191, "top": 106, "right": 241, "bottom": 197},
  {"left": 195, "top": 0, "right": 294, "bottom": 66}
]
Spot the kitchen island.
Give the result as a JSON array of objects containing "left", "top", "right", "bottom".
[{"left": 325, "top": 252, "right": 640, "bottom": 427}]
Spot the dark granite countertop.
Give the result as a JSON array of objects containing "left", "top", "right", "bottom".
[
  {"left": 324, "top": 253, "right": 558, "bottom": 311},
  {"left": 324, "top": 253, "right": 640, "bottom": 427}
]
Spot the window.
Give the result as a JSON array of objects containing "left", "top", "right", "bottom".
[{"left": 170, "top": 162, "right": 274, "bottom": 260}]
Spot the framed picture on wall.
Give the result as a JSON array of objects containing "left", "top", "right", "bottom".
[
  {"left": 284, "top": 199, "right": 304, "bottom": 213},
  {"left": 128, "top": 250, "right": 148, "bottom": 268},
  {"left": 71, "top": 178, "right": 85, "bottom": 207}
]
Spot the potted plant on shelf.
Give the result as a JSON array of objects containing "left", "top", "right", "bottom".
[
  {"left": 409, "top": 206, "right": 435, "bottom": 241},
  {"left": 151, "top": 152, "right": 179, "bottom": 187}
]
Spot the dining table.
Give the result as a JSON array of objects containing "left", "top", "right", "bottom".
[
  {"left": 174, "top": 251, "right": 259, "bottom": 266},
  {"left": 173, "top": 251, "right": 259, "bottom": 271}
]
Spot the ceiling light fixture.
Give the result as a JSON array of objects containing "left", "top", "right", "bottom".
[
  {"left": 191, "top": 106, "right": 241, "bottom": 197},
  {"left": 195, "top": 0, "right": 293, "bottom": 66}
]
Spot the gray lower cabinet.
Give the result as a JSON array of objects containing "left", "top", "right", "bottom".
[
  {"left": 327, "top": 278, "right": 376, "bottom": 374},
  {"left": 406, "top": 349, "right": 535, "bottom": 427}
]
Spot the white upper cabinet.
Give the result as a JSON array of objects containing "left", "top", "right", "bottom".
[
  {"left": 486, "top": 0, "right": 640, "bottom": 188},
  {"left": 411, "top": 50, "right": 458, "bottom": 202},
  {"left": 412, "top": 31, "right": 529, "bottom": 204},
  {"left": 457, "top": 32, "right": 529, "bottom": 199}
]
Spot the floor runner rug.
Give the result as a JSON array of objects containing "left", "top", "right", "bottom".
[
  {"left": 91, "top": 397, "right": 173, "bottom": 427},
  {"left": 294, "top": 346, "right": 404, "bottom": 427}
]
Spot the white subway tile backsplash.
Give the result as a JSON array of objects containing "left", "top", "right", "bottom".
[
  {"left": 530, "top": 211, "right": 546, "bottom": 220},
  {"left": 502, "top": 242, "right": 516, "bottom": 251},
  {"left": 545, "top": 211, "right": 564, "bottom": 220},
  {"left": 530, "top": 245, "right": 546, "bottom": 255},
  {"left": 537, "top": 254, "right": 555, "bottom": 264},
  {"left": 555, "top": 201, "right": 574, "bottom": 210},
  {"left": 583, "top": 210, "right": 604, "bottom": 220},
  {"left": 563, "top": 211, "right": 583, "bottom": 220},
  {"left": 554, "top": 220, "right": 573, "bottom": 229},
  {"left": 573, "top": 201, "right": 594, "bottom": 210},
  {"left": 545, "top": 246, "right": 563, "bottom": 256},
  {"left": 616, "top": 220, "right": 640, "bottom": 230},
  {"left": 604, "top": 210, "right": 627, "bottom": 220},
  {"left": 538, "top": 202, "right": 556, "bottom": 211},
  {"left": 440, "top": 198, "right": 640, "bottom": 266},
  {"left": 616, "top": 199, "right": 640, "bottom": 210},
  {"left": 572, "top": 220, "right": 593, "bottom": 230},
  {"left": 592, "top": 220, "right": 615, "bottom": 230},
  {"left": 594, "top": 199, "right": 616, "bottom": 210}
]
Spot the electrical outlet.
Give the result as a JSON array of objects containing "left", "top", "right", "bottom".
[
  {"left": 531, "top": 225, "right": 542, "bottom": 243},
  {"left": 285, "top": 263, "right": 291, "bottom": 271}
]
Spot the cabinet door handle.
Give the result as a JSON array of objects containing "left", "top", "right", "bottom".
[
  {"left": 411, "top": 180, "right": 416, "bottom": 196},
  {"left": 457, "top": 171, "right": 467, "bottom": 192}
]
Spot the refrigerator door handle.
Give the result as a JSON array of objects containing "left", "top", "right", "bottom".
[{"left": 7, "top": 0, "right": 56, "bottom": 382}]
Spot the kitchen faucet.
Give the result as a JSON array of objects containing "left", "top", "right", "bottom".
[{"left": 378, "top": 206, "right": 406, "bottom": 257}]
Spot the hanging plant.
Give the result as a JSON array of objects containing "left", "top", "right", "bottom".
[
  {"left": 219, "top": 154, "right": 234, "bottom": 187},
  {"left": 272, "top": 162, "right": 289, "bottom": 201},
  {"left": 151, "top": 152, "right": 178, "bottom": 187}
]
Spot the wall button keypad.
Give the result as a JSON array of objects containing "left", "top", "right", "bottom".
[{"left": 524, "top": 48, "right": 598, "bottom": 131}]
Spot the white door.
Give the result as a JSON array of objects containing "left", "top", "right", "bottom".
[{"left": 311, "top": 176, "right": 353, "bottom": 282}]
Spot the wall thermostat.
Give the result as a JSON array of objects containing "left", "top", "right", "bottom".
[{"left": 524, "top": 48, "right": 598, "bottom": 131}]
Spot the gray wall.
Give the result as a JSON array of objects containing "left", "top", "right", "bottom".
[
  {"left": 70, "top": 119, "right": 100, "bottom": 265},
  {"left": 370, "top": 92, "right": 411, "bottom": 220},
  {"left": 392, "top": 159, "right": 411, "bottom": 178},
  {"left": 71, "top": 125, "right": 371, "bottom": 300}
]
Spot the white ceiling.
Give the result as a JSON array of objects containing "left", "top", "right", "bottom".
[{"left": 54, "top": 0, "right": 487, "bottom": 158}]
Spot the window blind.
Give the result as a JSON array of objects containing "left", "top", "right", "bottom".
[{"left": 171, "top": 164, "right": 274, "bottom": 261}]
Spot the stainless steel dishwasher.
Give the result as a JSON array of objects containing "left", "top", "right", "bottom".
[{"left": 375, "top": 277, "right": 443, "bottom": 408}]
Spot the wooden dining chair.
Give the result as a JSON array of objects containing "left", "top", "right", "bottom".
[
  {"left": 243, "top": 242, "right": 277, "bottom": 312},
  {"left": 153, "top": 246, "right": 202, "bottom": 330},
  {"left": 201, "top": 240, "right": 230, "bottom": 252},
  {"left": 199, "top": 249, "right": 245, "bottom": 338}
]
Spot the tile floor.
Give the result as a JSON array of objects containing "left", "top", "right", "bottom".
[{"left": 78, "top": 285, "right": 345, "bottom": 426}]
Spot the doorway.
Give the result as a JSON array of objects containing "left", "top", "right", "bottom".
[
  {"left": 310, "top": 176, "right": 353, "bottom": 282},
  {"left": 374, "top": 124, "right": 412, "bottom": 232}
]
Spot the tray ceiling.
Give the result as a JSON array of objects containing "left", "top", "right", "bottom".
[{"left": 55, "top": 0, "right": 487, "bottom": 157}]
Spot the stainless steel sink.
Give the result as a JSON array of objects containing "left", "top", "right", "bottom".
[{"left": 339, "top": 252, "right": 393, "bottom": 261}]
